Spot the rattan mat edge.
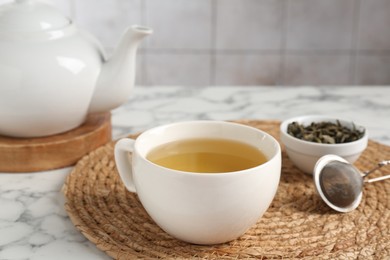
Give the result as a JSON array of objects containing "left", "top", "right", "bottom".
[{"left": 63, "top": 120, "right": 390, "bottom": 259}]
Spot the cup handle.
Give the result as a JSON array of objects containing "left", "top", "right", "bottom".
[{"left": 114, "top": 138, "right": 137, "bottom": 193}]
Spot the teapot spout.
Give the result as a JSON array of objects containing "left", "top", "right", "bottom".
[{"left": 88, "top": 25, "right": 152, "bottom": 114}]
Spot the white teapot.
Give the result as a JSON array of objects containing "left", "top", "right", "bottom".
[{"left": 0, "top": 0, "right": 152, "bottom": 137}]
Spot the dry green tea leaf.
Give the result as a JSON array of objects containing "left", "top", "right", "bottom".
[{"left": 287, "top": 121, "right": 364, "bottom": 144}]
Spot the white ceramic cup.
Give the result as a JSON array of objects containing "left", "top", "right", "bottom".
[{"left": 114, "top": 121, "right": 281, "bottom": 245}]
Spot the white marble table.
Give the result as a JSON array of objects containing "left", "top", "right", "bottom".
[{"left": 0, "top": 86, "right": 389, "bottom": 259}]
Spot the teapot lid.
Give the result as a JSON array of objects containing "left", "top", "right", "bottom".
[{"left": 0, "top": 0, "right": 70, "bottom": 33}]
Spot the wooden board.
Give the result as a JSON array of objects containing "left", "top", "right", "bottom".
[{"left": 0, "top": 113, "right": 112, "bottom": 173}]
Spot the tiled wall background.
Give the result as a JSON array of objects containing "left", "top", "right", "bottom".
[{"left": 2, "top": 0, "right": 390, "bottom": 86}]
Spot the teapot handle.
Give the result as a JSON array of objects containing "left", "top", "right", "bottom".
[{"left": 114, "top": 138, "right": 137, "bottom": 193}]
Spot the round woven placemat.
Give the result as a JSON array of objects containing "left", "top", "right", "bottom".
[{"left": 63, "top": 120, "right": 390, "bottom": 259}]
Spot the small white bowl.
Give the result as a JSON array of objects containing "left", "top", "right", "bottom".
[{"left": 280, "top": 115, "right": 368, "bottom": 174}]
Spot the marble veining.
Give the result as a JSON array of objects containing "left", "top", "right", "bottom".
[{"left": 0, "top": 86, "right": 389, "bottom": 259}]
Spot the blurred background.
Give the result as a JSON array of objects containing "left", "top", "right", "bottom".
[{"left": 2, "top": 0, "right": 390, "bottom": 86}]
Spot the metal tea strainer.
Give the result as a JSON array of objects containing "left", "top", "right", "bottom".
[{"left": 313, "top": 154, "right": 390, "bottom": 213}]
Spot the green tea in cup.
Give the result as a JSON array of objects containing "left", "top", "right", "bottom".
[{"left": 147, "top": 138, "right": 267, "bottom": 173}]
